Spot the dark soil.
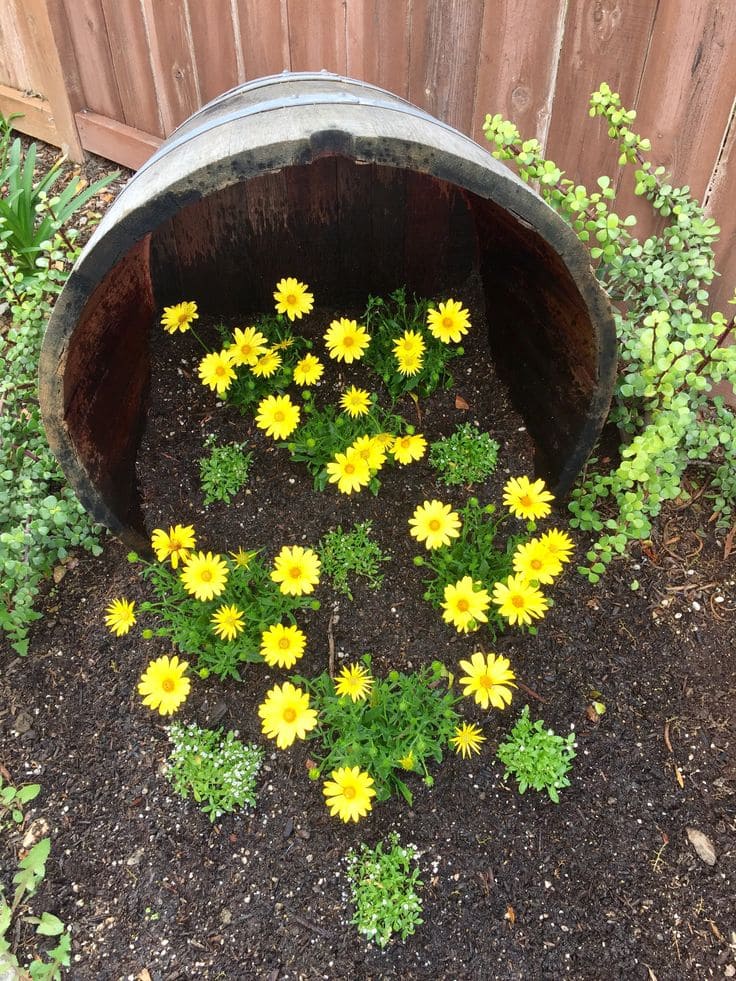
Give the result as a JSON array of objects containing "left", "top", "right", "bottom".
[{"left": 1, "top": 285, "right": 735, "bottom": 980}]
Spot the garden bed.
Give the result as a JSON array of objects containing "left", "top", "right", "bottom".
[{"left": 1, "top": 284, "right": 734, "bottom": 979}]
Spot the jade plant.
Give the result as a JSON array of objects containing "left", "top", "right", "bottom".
[{"left": 484, "top": 83, "right": 736, "bottom": 580}]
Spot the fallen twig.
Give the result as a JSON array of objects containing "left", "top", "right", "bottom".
[
  {"left": 516, "top": 681, "right": 548, "bottom": 704},
  {"left": 327, "top": 611, "right": 337, "bottom": 678},
  {"left": 290, "top": 913, "right": 331, "bottom": 938}
]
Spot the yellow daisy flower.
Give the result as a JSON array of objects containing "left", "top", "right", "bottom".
[
  {"left": 322, "top": 766, "right": 376, "bottom": 823},
  {"left": 427, "top": 298, "right": 471, "bottom": 343},
  {"left": 293, "top": 354, "right": 324, "bottom": 386},
  {"left": 251, "top": 349, "right": 282, "bottom": 378},
  {"left": 273, "top": 278, "right": 314, "bottom": 321},
  {"left": 512, "top": 539, "right": 563, "bottom": 584},
  {"left": 458, "top": 651, "right": 517, "bottom": 710},
  {"left": 104, "top": 598, "right": 136, "bottom": 637},
  {"left": 151, "top": 524, "right": 196, "bottom": 569},
  {"left": 138, "top": 654, "right": 190, "bottom": 716},
  {"left": 211, "top": 603, "right": 245, "bottom": 641},
  {"left": 492, "top": 574, "right": 549, "bottom": 626},
  {"left": 450, "top": 721, "right": 487, "bottom": 758},
  {"left": 228, "top": 326, "right": 268, "bottom": 366},
  {"left": 339, "top": 385, "right": 372, "bottom": 418},
  {"left": 441, "top": 576, "right": 490, "bottom": 633},
  {"left": 538, "top": 528, "right": 575, "bottom": 564},
  {"left": 260, "top": 623, "right": 307, "bottom": 669},
  {"left": 395, "top": 349, "right": 424, "bottom": 376},
  {"left": 271, "top": 545, "right": 321, "bottom": 596},
  {"left": 160, "top": 300, "right": 198, "bottom": 334},
  {"left": 325, "top": 449, "right": 371, "bottom": 495},
  {"left": 393, "top": 330, "right": 426, "bottom": 376},
  {"left": 503, "top": 475, "right": 554, "bottom": 521},
  {"left": 255, "top": 393, "right": 301, "bottom": 441},
  {"left": 258, "top": 681, "right": 317, "bottom": 749},
  {"left": 409, "top": 499, "right": 461, "bottom": 550},
  {"left": 349, "top": 434, "right": 387, "bottom": 472},
  {"left": 393, "top": 329, "right": 426, "bottom": 358},
  {"left": 180, "top": 551, "right": 229, "bottom": 602},
  {"left": 373, "top": 432, "right": 396, "bottom": 449},
  {"left": 229, "top": 547, "right": 257, "bottom": 568},
  {"left": 390, "top": 433, "right": 427, "bottom": 465},
  {"left": 398, "top": 751, "right": 415, "bottom": 771},
  {"left": 334, "top": 663, "right": 373, "bottom": 702},
  {"left": 324, "top": 318, "right": 371, "bottom": 363},
  {"left": 198, "top": 349, "right": 236, "bottom": 395}
]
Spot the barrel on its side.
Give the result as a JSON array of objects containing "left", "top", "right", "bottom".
[{"left": 40, "top": 72, "right": 616, "bottom": 549}]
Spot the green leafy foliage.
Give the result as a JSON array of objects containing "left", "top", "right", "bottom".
[
  {"left": 414, "top": 498, "right": 521, "bottom": 636},
  {"left": 428, "top": 423, "right": 499, "bottom": 487},
  {"left": 346, "top": 833, "right": 423, "bottom": 947},
  {"left": 198, "top": 436, "right": 253, "bottom": 505},
  {"left": 1, "top": 833, "right": 71, "bottom": 980},
  {"left": 296, "top": 657, "right": 460, "bottom": 805},
  {"left": 317, "top": 520, "right": 389, "bottom": 599},
  {"left": 1, "top": 161, "right": 104, "bottom": 654},
  {"left": 286, "top": 401, "right": 405, "bottom": 492},
  {"left": 0, "top": 128, "right": 116, "bottom": 276},
  {"left": 166, "top": 722, "right": 264, "bottom": 821},
  {"left": 484, "top": 84, "right": 736, "bottom": 577},
  {"left": 497, "top": 705, "right": 576, "bottom": 802},
  {"left": 137, "top": 551, "right": 316, "bottom": 680},
  {"left": 362, "top": 287, "right": 462, "bottom": 399},
  {"left": 0, "top": 777, "right": 40, "bottom": 829}
]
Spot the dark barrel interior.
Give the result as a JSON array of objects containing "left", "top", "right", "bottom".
[{"left": 40, "top": 73, "right": 617, "bottom": 550}]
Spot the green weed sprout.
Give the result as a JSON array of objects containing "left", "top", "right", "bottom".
[
  {"left": 0, "top": 777, "right": 40, "bottom": 830},
  {"left": 429, "top": 423, "right": 499, "bottom": 487},
  {"left": 497, "top": 705, "right": 576, "bottom": 802},
  {"left": 0, "top": 836, "right": 71, "bottom": 979},
  {"left": 198, "top": 436, "right": 253, "bottom": 505},
  {"left": 317, "top": 521, "right": 389, "bottom": 599}
]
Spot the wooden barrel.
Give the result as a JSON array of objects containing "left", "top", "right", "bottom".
[{"left": 39, "top": 71, "right": 616, "bottom": 550}]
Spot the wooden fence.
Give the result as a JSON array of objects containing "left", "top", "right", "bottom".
[{"left": 2, "top": 0, "right": 736, "bottom": 309}]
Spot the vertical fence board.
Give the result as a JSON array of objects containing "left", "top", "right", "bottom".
[
  {"left": 100, "top": 0, "right": 162, "bottom": 136},
  {"left": 408, "top": 0, "right": 484, "bottom": 132},
  {"left": 0, "top": 3, "right": 31, "bottom": 91},
  {"left": 706, "top": 104, "right": 736, "bottom": 313},
  {"left": 546, "top": 0, "right": 658, "bottom": 188},
  {"left": 346, "top": 0, "right": 410, "bottom": 97},
  {"left": 17, "top": 0, "right": 83, "bottom": 157},
  {"left": 615, "top": 2, "right": 736, "bottom": 226},
  {"left": 287, "top": 0, "right": 347, "bottom": 74},
  {"left": 141, "top": 0, "right": 200, "bottom": 135},
  {"left": 236, "top": 0, "right": 291, "bottom": 79},
  {"left": 471, "top": 0, "right": 566, "bottom": 146},
  {"left": 187, "top": 0, "right": 239, "bottom": 104},
  {"left": 62, "top": 0, "right": 123, "bottom": 121}
]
